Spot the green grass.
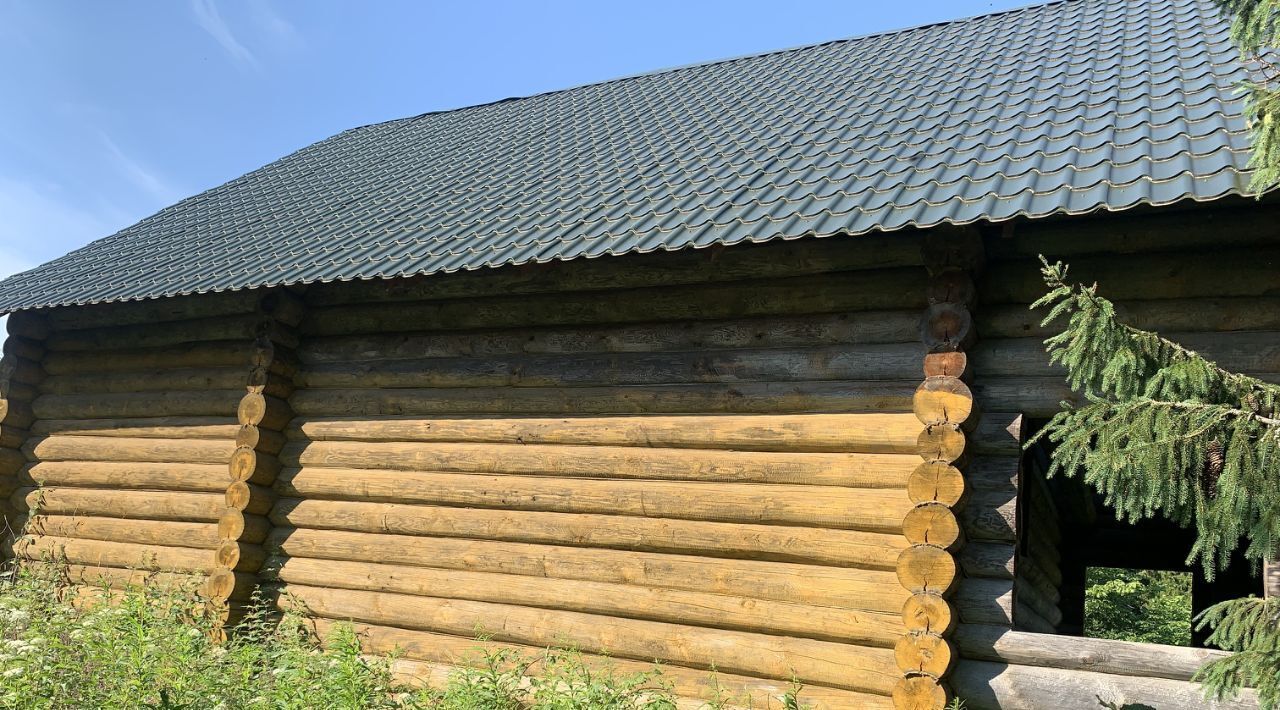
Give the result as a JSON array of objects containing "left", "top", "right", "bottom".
[{"left": 0, "top": 562, "right": 809, "bottom": 709}]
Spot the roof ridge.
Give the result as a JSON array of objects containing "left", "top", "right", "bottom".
[{"left": 357, "top": 0, "right": 1081, "bottom": 132}]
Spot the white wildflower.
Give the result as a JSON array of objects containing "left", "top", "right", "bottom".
[{"left": 2, "top": 667, "right": 23, "bottom": 678}]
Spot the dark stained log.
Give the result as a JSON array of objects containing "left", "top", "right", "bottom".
[
  {"left": 919, "top": 303, "right": 975, "bottom": 352},
  {"left": 959, "top": 542, "right": 1015, "bottom": 580},
  {"left": 43, "top": 315, "right": 297, "bottom": 352},
  {"left": 2, "top": 335, "right": 44, "bottom": 363},
  {"left": 305, "top": 270, "right": 930, "bottom": 336},
  {"left": 969, "top": 414, "right": 1024, "bottom": 456},
  {"left": 980, "top": 297, "right": 1280, "bottom": 340},
  {"left": 959, "top": 489, "right": 1017, "bottom": 542},
  {"left": 922, "top": 351, "right": 970, "bottom": 380},
  {"left": 33, "top": 391, "right": 240, "bottom": 420},
  {"left": 41, "top": 341, "right": 257, "bottom": 376},
  {"left": 956, "top": 579, "right": 1014, "bottom": 627},
  {"left": 974, "top": 331, "right": 1280, "bottom": 379}
]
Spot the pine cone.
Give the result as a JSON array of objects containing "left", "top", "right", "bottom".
[{"left": 1202, "top": 439, "right": 1225, "bottom": 498}]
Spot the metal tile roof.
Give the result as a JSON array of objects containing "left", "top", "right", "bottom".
[{"left": 0, "top": 0, "right": 1259, "bottom": 313}]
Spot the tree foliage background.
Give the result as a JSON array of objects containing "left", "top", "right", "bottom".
[
  {"left": 1218, "top": 0, "right": 1280, "bottom": 192},
  {"left": 1084, "top": 568, "right": 1192, "bottom": 646}
]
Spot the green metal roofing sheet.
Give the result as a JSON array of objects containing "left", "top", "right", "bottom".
[{"left": 0, "top": 0, "right": 1258, "bottom": 313}]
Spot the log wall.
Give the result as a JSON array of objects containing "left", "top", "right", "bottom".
[{"left": 0, "top": 199, "right": 1274, "bottom": 708}]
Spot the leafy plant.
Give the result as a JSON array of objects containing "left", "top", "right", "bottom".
[
  {"left": 1216, "top": 0, "right": 1280, "bottom": 193},
  {"left": 1084, "top": 568, "right": 1192, "bottom": 646},
  {"left": 1030, "top": 257, "right": 1280, "bottom": 706}
]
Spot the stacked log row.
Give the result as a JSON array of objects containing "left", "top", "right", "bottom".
[
  {"left": 264, "top": 236, "right": 965, "bottom": 709},
  {"left": 0, "top": 313, "right": 47, "bottom": 544},
  {"left": 892, "top": 229, "right": 985, "bottom": 709},
  {"left": 206, "top": 290, "right": 303, "bottom": 613},
  {"left": 972, "top": 205, "right": 1280, "bottom": 416},
  {"left": 1014, "top": 454, "right": 1062, "bottom": 634},
  {"left": 5, "top": 292, "right": 281, "bottom": 592}
]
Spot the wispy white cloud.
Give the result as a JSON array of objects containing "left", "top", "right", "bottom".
[
  {"left": 191, "top": 0, "right": 258, "bottom": 69},
  {"left": 100, "top": 134, "right": 183, "bottom": 203},
  {"left": 251, "top": 0, "right": 302, "bottom": 49}
]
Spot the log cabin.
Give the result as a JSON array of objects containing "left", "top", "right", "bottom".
[{"left": 0, "top": 0, "right": 1274, "bottom": 707}]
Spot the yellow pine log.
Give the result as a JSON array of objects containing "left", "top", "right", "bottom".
[
  {"left": 11, "top": 486, "right": 224, "bottom": 522},
  {"left": 303, "top": 270, "right": 929, "bottom": 336},
  {"left": 265, "top": 527, "right": 909, "bottom": 612},
  {"left": 303, "top": 311, "right": 923, "bottom": 364},
  {"left": 922, "top": 352, "right": 969, "bottom": 379},
  {"left": 912, "top": 377, "right": 975, "bottom": 428},
  {"left": 237, "top": 393, "right": 292, "bottom": 430},
  {"left": 282, "top": 439, "right": 918, "bottom": 488},
  {"left": 270, "top": 497, "right": 906, "bottom": 569},
  {"left": 297, "top": 343, "right": 928, "bottom": 389},
  {"left": 202, "top": 569, "right": 258, "bottom": 602},
  {"left": 902, "top": 503, "right": 962, "bottom": 549},
  {"left": 321, "top": 619, "right": 894, "bottom": 709},
  {"left": 227, "top": 447, "right": 282, "bottom": 485},
  {"left": 265, "top": 556, "right": 904, "bottom": 646},
  {"left": 289, "top": 381, "right": 917, "bottom": 417},
  {"left": 274, "top": 467, "right": 911, "bottom": 533},
  {"left": 223, "top": 481, "right": 275, "bottom": 515},
  {"left": 212, "top": 540, "right": 266, "bottom": 572},
  {"left": 275, "top": 583, "right": 899, "bottom": 695},
  {"left": 916, "top": 426, "right": 966, "bottom": 464},
  {"left": 216, "top": 509, "right": 272, "bottom": 544},
  {"left": 33, "top": 391, "right": 241, "bottom": 420},
  {"left": 894, "top": 632, "right": 954, "bottom": 678},
  {"left": 24, "top": 435, "right": 235, "bottom": 465},
  {"left": 906, "top": 462, "right": 965, "bottom": 507},
  {"left": 21, "top": 515, "right": 220, "bottom": 548},
  {"left": 896, "top": 545, "right": 957, "bottom": 595},
  {"left": 20, "top": 462, "right": 228, "bottom": 493},
  {"left": 7, "top": 535, "right": 214, "bottom": 573},
  {"left": 234, "top": 424, "right": 287, "bottom": 455},
  {"left": 902, "top": 593, "right": 954, "bottom": 635},
  {"left": 291, "top": 412, "right": 924, "bottom": 454},
  {"left": 890, "top": 676, "right": 948, "bottom": 710},
  {"left": 19, "top": 561, "right": 208, "bottom": 595}
]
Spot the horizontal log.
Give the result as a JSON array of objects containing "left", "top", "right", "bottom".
[
  {"left": 980, "top": 297, "right": 1280, "bottom": 340},
  {"left": 4, "top": 312, "right": 47, "bottom": 340},
  {"left": 267, "top": 556, "right": 904, "bottom": 646},
  {"left": 45, "top": 289, "right": 270, "bottom": 330},
  {"left": 289, "top": 381, "right": 918, "bottom": 416},
  {"left": 1015, "top": 573, "right": 1062, "bottom": 628},
  {"left": 234, "top": 424, "right": 287, "bottom": 455},
  {"left": 41, "top": 340, "right": 255, "bottom": 376},
  {"left": 0, "top": 397, "right": 36, "bottom": 429},
  {"left": 275, "top": 467, "right": 911, "bottom": 532},
  {"left": 11, "top": 487, "right": 224, "bottom": 522},
  {"left": 974, "top": 331, "right": 1280, "bottom": 379},
  {"left": 20, "top": 561, "right": 209, "bottom": 595},
  {"left": 43, "top": 314, "right": 289, "bottom": 352},
  {"left": 290, "top": 412, "right": 923, "bottom": 454},
  {"left": 0, "top": 425, "right": 27, "bottom": 449},
  {"left": 7, "top": 535, "right": 214, "bottom": 573},
  {"left": 0, "top": 447, "right": 24, "bottom": 476},
  {"left": 33, "top": 390, "right": 241, "bottom": 420},
  {"left": 276, "top": 583, "right": 899, "bottom": 695},
  {"left": 2, "top": 335, "right": 44, "bottom": 363},
  {"left": 990, "top": 202, "right": 1280, "bottom": 259},
  {"left": 981, "top": 246, "right": 1280, "bottom": 305},
  {"left": 302, "top": 311, "right": 924, "bottom": 364},
  {"left": 961, "top": 542, "right": 1016, "bottom": 580},
  {"left": 227, "top": 447, "right": 281, "bottom": 485},
  {"left": 213, "top": 540, "right": 265, "bottom": 572},
  {"left": 237, "top": 393, "right": 292, "bottom": 430},
  {"left": 22, "top": 515, "right": 220, "bottom": 548},
  {"left": 20, "top": 461, "right": 228, "bottom": 493},
  {"left": 266, "top": 527, "right": 908, "bottom": 612},
  {"left": 950, "top": 659, "right": 1259, "bottom": 710},
  {"left": 308, "top": 234, "right": 924, "bottom": 307},
  {"left": 39, "top": 367, "right": 272, "bottom": 396},
  {"left": 30, "top": 417, "right": 240, "bottom": 439},
  {"left": 972, "top": 378, "right": 1076, "bottom": 418},
  {"left": 24, "top": 436, "right": 235, "bottom": 465},
  {"left": 202, "top": 569, "right": 258, "bottom": 602},
  {"left": 282, "top": 440, "right": 917, "bottom": 488},
  {"left": 224, "top": 481, "right": 275, "bottom": 515},
  {"left": 1014, "top": 602, "right": 1056, "bottom": 634},
  {"left": 216, "top": 510, "right": 272, "bottom": 544},
  {"left": 0, "top": 355, "right": 44, "bottom": 386},
  {"left": 954, "top": 624, "right": 1231, "bottom": 682},
  {"left": 304, "top": 270, "right": 929, "bottom": 336},
  {"left": 323, "top": 618, "right": 893, "bottom": 709},
  {"left": 299, "top": 343, "right": 928, "bottom": 389},
  {"left": 956, "top": 578, "right": 1014, "bottom": 627},
  {"left": 270, "top": 498, "right": 905, "bottom": 569},
  {"left": 967, "top": 456, "right": 1019, "bottom": 494},
  {"left": 960, "top": 489, "right": 1018, "bottom": 542},
  {"left": 969, "top": 414, "right": 1024, "bottom": 456}
]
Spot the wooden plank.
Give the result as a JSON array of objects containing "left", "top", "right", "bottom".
[
  {"left": 282, "top": 440, "right": 918, "bottom": 487},
  {"left": 290, "top": 412, "right": 922, "bottom": 454},
  {"left": 304, "top": 270, "right": 929, "bottom": 335},
  {"left": 266, "top": 556, "right": 904, "bottom": 646},
  {"left": 266, "top": 527, "right": 909, "bottom": 612},
  {"left": 276, "top": 583, "right": 899, "bottom": 695},
  {"left": 275, "top": 467, "right": 911, "bottom": 532},
  {"left": 301, "top": 311, "right": 923, "bottom": 363},
  {"left": 271, "top": 498, "right": 906, "bottom": 569},
  {"left": 950, "top": 659, "right": 1259, "bottom": 710},
  {"left": 289, "top": 381, "right": 917, "bottom": 417}
]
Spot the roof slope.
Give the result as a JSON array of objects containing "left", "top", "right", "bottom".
[{"left": 0, "top": 0, "right": 1256, "bottom": 313}]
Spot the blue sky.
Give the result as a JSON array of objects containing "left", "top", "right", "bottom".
[{"left": 0, "top": 0, "right": 1029, "bottom": 284}]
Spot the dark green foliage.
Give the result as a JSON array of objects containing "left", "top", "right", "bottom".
[
  {"left": 1031, "top": 258, "right": 1280, "bottom": 706},
  {"left": 1216, "top": 0, "right": 1280, "bottom": 192},
  {"left": 1084, "top": 568, "right": 1192, "bottom": 646}
]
